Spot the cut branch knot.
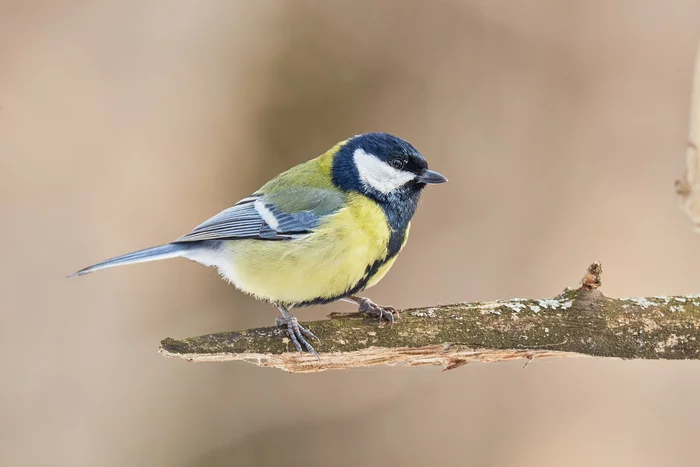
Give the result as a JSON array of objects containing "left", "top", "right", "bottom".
[{"left": 581, "top": 261, "right": 602, "bottom": 291}]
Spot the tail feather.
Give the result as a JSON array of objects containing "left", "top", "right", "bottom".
[{"left": 68, "top": 243, "right": 191, "bottom": 277}]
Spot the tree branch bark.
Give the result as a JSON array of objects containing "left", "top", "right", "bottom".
[{"left": 158, "top": 263, "right": 700, "bottom": 373}]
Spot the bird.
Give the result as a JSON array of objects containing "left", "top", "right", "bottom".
[{"left": 70, "top": 132, "right": 447, "bottom": 357}]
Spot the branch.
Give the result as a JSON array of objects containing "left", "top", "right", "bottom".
[
  {"left": 675, "top": 41, "right": 700, "bottom": 229},
  {"left": 158, "top": 263, "right": 700, "bottom": 373}
]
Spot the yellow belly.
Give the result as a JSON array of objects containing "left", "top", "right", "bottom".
[{"left": 219, "top": 193, "right": 398, "bottom": 305}]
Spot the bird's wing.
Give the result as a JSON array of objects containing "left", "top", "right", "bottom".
[{"left": 175, "top": 188, "right": 346, "bottom": 243}]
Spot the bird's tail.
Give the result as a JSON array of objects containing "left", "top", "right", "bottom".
[{"left": 68, "top": 243, "right": 194, "bottom": 277}]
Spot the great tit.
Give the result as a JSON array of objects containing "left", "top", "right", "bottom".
[{"left": 71, "top": 132, "right": 447, "bottom": 357}]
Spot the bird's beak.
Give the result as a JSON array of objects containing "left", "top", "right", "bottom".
[{"left": 417, "top": 169, "right": 448, "bottom": 184}]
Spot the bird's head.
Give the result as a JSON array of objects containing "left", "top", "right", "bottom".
[{"left": 331, "top": 133, "right": 447, "bottom": 204}]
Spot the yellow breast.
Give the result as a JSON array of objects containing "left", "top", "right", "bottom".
[{"left": 219, "top": 193, "right": 394, "bottom": 305}]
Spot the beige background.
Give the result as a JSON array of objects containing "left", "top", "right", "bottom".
[{"left": 2, "top": 1, "right": 700, "bottom": 466}]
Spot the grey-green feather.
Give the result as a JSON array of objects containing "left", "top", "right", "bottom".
[{"left": 176, "top": 187, "right": 345, "bottom": 242}]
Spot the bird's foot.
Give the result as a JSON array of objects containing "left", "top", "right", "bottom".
[
  {"left": 355, "top": 297, "right": 400, "bottom": 324},
  {"left": 275, "top": 315, "right": 320, "bottom": 359}
]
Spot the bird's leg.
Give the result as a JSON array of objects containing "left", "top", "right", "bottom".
[
  {"left": 274, "top": 304, "right": 320, "bottom": 359},
  {"left": 342, "top": 296, "right": 400, "bottom": 324}
]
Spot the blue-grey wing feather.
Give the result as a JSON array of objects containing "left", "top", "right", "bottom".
[{"left": 175, "top": 190, "right": 343, "bottom": 243}]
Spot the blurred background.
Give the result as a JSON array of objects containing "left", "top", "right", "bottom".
[{"left": 2, "top": 1, "right": 700, "bottom": 466}]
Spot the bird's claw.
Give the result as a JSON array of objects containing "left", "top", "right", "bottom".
[
  {"left": 275, "top": 315, "right": 320, "bottom": 359},
  {"left": 357, "top": 298, "right": 401, "bottom": 324}
]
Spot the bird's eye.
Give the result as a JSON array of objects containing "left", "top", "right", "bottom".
[{"left": 390, "top": 158, "right": 406, "bottom": 170}]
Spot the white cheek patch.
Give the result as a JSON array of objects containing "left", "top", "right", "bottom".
[{"left": 353, "top": 148, "right": 416, "bottom": 194}]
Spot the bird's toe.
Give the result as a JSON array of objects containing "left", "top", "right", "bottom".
[
  {"left": 276, "top": 315, "right": 320, "bottom": 359},
  {"left": 357, "top": 298, "right": 400, "bottom": 324}
]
